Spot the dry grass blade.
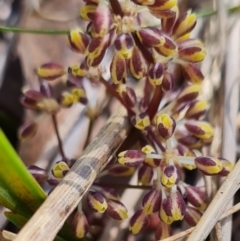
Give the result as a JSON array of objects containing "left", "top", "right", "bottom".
[
  {"left": 186, "top": 159, "right": 240, "bottom": 241},
  {"left": 159, "top": 202, "right": 240, "bottom": 241},
  {"left": 14, "top": 107, "right": 131, "bottom": 241}
]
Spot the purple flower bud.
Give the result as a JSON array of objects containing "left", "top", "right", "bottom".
[
  {"left": 37, "top": 63, "right": 66, "bottom": 80},
  {"left": 184, "top": 206, "right": 202, "bottom": 226},
  {"left": 186, "top": 185, "right": 207, "bottom": 210},
  {"left": 28, "top": 165, "right": 48, "bottom": 183},
  {"left": 106, "top": 199, "right": 128, "bottom": 220},
  {"left": 138, "top": 164, "right": 154, "bottom": 185},
  {"left": 142, "top": 188, "right": 162, "bottom": 214},
  {"left": 19, "top": 122, "right": 38, "bottom": 141},
  {"left": 129, "top": 209, "right": 149, "bottom": 234},
  {"left": 118, "top": 150, "right": 146, "bottom": 167},
  {"left": 194, "top": 156, "right": 222, "bottom": 175},
  {"left": 87, "top": 191, "right": 108, "bottom": 213},
  {"left": 72, "top": 211, "right": 89, "bottom": 238},
  {"left": 156, "top": 114, "right": 176, "bottom": 139}
]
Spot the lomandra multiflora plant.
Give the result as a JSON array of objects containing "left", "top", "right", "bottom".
[{"left": 19, "top": 0, "right": 234, "bottom": 240}]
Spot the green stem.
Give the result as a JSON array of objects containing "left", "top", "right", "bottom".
[
  {"left": 196, "top": 4, "right": 240, "bottom": 18},
  {"left": 0, "top": 26, "right": 69, "bottom": 35}
]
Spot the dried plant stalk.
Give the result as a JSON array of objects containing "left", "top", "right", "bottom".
[
  {"left": 186, "top": 159, "right": 240, "bottom": 241},
  {"left": 15, "top": 107, "right": 131, "bottom": 241}
]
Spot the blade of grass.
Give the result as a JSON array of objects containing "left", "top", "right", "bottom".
[{"left": 0, "top": 130, "right": 46, "bottom": 212}]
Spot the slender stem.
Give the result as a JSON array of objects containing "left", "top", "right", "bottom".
[
  {"left": 147, "top": 86, "right": 164, "bottom": 120},
  {"left": 109, "top": 0, "right": 124, "bottom": 17},
  {"left": 93, "top": 182, "right": 151, "bottom": 190},
  {"left": 51, "top": 114, "right": 66, "bottom": 160},
  {"left": 147, "top": 128, "right": 165, "bottom": 152},
  {"left": 83, "top": 118, "right": 94, "bottom": 149},
  {"left": 0, "top": 26, "right": 69, "bottom": 35},
  {"left": 196, "top": 4, "right": 240, "bottom": 18}
]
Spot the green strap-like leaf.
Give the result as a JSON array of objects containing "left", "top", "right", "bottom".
[{"left": 0, "top": 130, "right": 46, "bottom": 213}]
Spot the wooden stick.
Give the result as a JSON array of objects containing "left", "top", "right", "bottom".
[
  {"left": 1, "top": 231, "right": 16, "bottom": 241},
  {"left": 160, "top": 201, "right": 240, "bottom": 241},
  {"left": 186, "top": 160, "right": 240, "bottom": 241},
  {"left": 15, "top": 107, "right": 131, "bottom": 241}
]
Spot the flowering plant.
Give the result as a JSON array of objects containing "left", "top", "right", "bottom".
[{"left": 17, "top": 0, "right": 234, "bottom": 240}]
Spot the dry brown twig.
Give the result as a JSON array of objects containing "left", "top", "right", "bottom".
[{"left": 15, "top": 107, "right": 131, "bottom": 241}]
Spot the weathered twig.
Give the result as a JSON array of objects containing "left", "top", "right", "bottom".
[
  {"left": 159, "top": 201, "right": 240, "bottom": 241},
  {"left": 15, "top": 107, "right": 131, "bottom": 241},
  {"left": 186, "top": 160, "right": 240, "bottom": 241}
]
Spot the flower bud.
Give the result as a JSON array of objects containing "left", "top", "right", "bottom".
[
  {"left": 142, "top": 189, "right": 161, "bottom": 214},
  {"left": 177, "top": 84, "right": 201, "bottom": 103},
  {"left": 160, "top": 190, "right": 186, "bottom": 224},
  {"left": 175, "top": 129, "right": 202, "bottom": 149},
  {"left": 162, "top": 71, "right": 174, "bottom": 92},
  {"left": 52, "top": 161, "right": 69, "bottom": 178},
  {"left": 182, "top": 63, "right": 204, "bottom": 84},
  {"left": 185, "top": 120, "right": 214, "bottom": 140},
  {"left": 93, "top": 1, "right": 112, "bottom": 37},
  {"left": 161, "top": 165, "right": 180, "bottom": 188},
  {"left": 114, "top": 33, "right": 134, "bottom": 59},
  {"left": 131, "top": 113, "right": 151, "bottom": 130},
  {"left": 194, "top": 156, "right": 223, "bottom": 175},
  {"left": 138, "top": 164, "right": 154, "bottom": 185},
  {"left": 28, "top": 165, "right": 48, "bottom": 183},
  {"left": 149, "top": 0, "right": 177, "bottom": 11},
  {"left": 217, "top": 158, "right": 234, "bottom": 176},
  {"left": 100, "top": 188, "right": 119, "bottom": 201},
  {"left": 178, "top": 39, "right": 206, "bottom": 63},
  {"left": 129, "top": 46, "right": 147, "bottom": 79},
  {"left": 154, "top": 36, "right": 177, "bottom": 57},
  {"left": 185, "top": 185, "right": 207, "bottom": 210},
  {"left": 107, "top": 164, "right": 135, "bottom": 177},
  {"left": 184, "top": 206, "right": 202, "bottom": 226},
  {"left": 86, "top": 34, "right": 110, "bottom": 67},
  {"left": 136, "top": 27, "right": 165, "bottom": 47},
  {"left": 110, "top": 52, "right": 127, "bottom": 84},
  {"left": 148, "top": 62, "right": 164, "bottom": 86},
  {"left": 106, "top": 199, "right": 128, "bottom": 220},
  {"left": 72, "top": 211, "right": 89, "bottom": 238},
  {"left": 37, "top": 98, "right": 60, "bottom": 114},
  {"left": 37, "top": 63, "right": 66, "bottom": 80},
  {"left": 87, "top": 191, "right": 108, "bottom": 213},
  {"left": 19, "top": 122, "right": 38, "bottom": 141},
  {"left": 142, "top": 145, "right": 160, "bottom": 167},
  {"left": 172, "top": 11, "right": 197, "bottom": 39},
  {"left": 185, "top": 100, "right": 209, "bottom": 119},
  {"left": 129, "top": 209, "right": 149, "bottom": 234},
  {"left": 156, "top": 114, "right": 176, "bottom": 139},
  {"left": 117, "top": 84, "right": 137, "bottom": 109},
  {"left": 21, "top": 89, "right": 44, "bottom": 110},
  {"left": 68, "top": 29, "right": 89, "bottom": 54},
  {"left": 80, "top": 4, "right": 97, "bottom": 21},
  {"left": 118, "top": 150, "right": 146, "bottom": 167},
  {"left": 155, "top": 221, "right": 172, "bottom": 240},
  {"left": 149, "top": 8, "right": 176, "bottom": 19}
]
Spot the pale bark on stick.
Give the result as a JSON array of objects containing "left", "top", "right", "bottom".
[
  {"left": 186, "top": 160, "right": 240, "bottom": 241},
  {"left": 15, "top": 107, "right": 131, "bottom": 241}
]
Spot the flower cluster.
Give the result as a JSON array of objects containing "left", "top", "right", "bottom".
[{"left": 21, "top": 0, "right": 235, "bottom": 240}]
